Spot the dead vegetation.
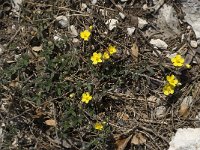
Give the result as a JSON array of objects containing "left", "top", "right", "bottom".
[{"left": 0, "top": 0, "right": 200, "bottom": 149}]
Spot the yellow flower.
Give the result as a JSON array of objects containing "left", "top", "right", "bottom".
[
  {"left": 91, "top": 52, "right": 102, "bottom": 65},
  {"left": 80, "top": 30, "right": 91, "bottom": 41},
  {"left": 171, "top": 54, "right": 185, "bottom": 67},
  {"left": 185, "top": 64, "right": 191, "bottom": 69},
  {"left": 94, "top": 122, "right": 104, "bottom": 130},
  {"left": 163, "top": 84, "right": 175, "bottom": 96},
  {"left": 103, "top": 51, "right": 110, "bottom": 60},
  {"left": 108, "top": 45, "right": 117, "bottom": 55},
  {"left": 166, "top": 75, "right": 179, "bottom": 87},
  {"left": 81, "top": 92, "right": 92, "bottom": 104}
]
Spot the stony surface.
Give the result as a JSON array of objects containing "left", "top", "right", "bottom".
[
  {"left": 1, "top": 0, "right": 200, "bottom": 149},
  {"left": 169, "top": 128, "right": 200, "bottom": 150},
  {"left": 11, "top": 0, "right": 22, "bottom": 16},
  {"left": 181, "top": 0, "right": 200, "bottom": 39}
]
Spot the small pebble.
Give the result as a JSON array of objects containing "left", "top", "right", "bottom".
[
  {"left": 187, "top": 26, "right": 191, "bottom": 30},
  {"left": 190, "top": 40, "right": 198, "bottom": 48},
  {"left": 197, "top": 39, "right": 200, "bottom": 45},
  {"left": 15, "top": 54, "right": 21, "bottom": 60},
  {"left": 54, "top": 35, "right": 63, "bottom": 41},
  {"left": 138, "top": 17, "right": 148, "bottom": 29},
  {"left": 127, "top": 27, "right": 135, "bottom": 36},
  {"left": 142, "top": 4, "right": 148, "bottom": 10},
  {"left": 0, "top": 44, "right": 4, "bottom": 54},
  {"left": 81, "top": 3, "right": 87, "bottom": 11},
  {"left": 69, "top": 25, "right": 78, "bottom": 37},
  {"left": 106, "top": 19, "right": 118, "bottom": 31},
  {"left": 181, "top": 34, "right": 185, "bottom": 43},
  {"left": 155, "top": 106, "right": 166, "bottom": 118},
  {"left": 72, "top": 38, "right": 79, "bottom": 43},
  {"left": 150, "top": 39, "right": 168, "bottom": 49},
  {"left": 91, "top": 0, "right": 97, "bottom": 4},
  {"left": 56, "top": 15, "right": 69, "bottom": 28},
  {"left": 99, "top": 9, "right": 107, "bottom": 16},
  {"left": 119, "top": 12, "right": 125, "bottom": 19}
]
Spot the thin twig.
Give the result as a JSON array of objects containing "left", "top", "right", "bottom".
[
  {"left": 137, "top": 29, "right": 163, "bottom": 60},
  {"left": 135, "top": 73, "right": 164, "bottom": 84},
  {"left": 5, "top": 27, "right": 21, "bottom": 47}
]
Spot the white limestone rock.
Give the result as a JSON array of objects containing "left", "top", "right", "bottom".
[
  {"left": 56, "top": 16, "right": 69, "bottom": 28},
  {"left": 11, "top": 0, "right": 22, "bottom": 17},
  {"left": 159, "top": 4, "right": 181, "bottom": 35},
  {"left": 150, "top": 39, "right": 168, "bottom": 49},
  {"left": 142, "top": 4, "right": 148, "bottom": 10},
  {"left": 149, "top": 4, "right": 181, "bottom": 39},
  {"left": 81, "top": 3, "right": 87, "bottom": 11},
  {"left": 119, "top": 12, "right": 125, "bottom": 19},
  {"left": 69, "top": 25, "right": 78, "bottom": 37},
  {"left": 127, "top": 27, "right": 135, "bottom": 36},
  {"left": 138, "top": 17, "right": 148, "bottom": 29},
  {"left": 181, "top": 0, "right": 200, "bottom": 38},
  {"left": 106, "top": 19, "right": 118, "bottom": 31},
  {"left": 168, "top": 128, "right": 200, "bottom": 150},
  {"left": 91, "top": 0, "right": 97, "bottom": 5},
  {"left": 190, "top": 40, "right": 198, "bottom": 48}
]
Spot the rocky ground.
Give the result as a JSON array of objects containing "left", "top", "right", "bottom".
[{"left": 0, "top": 0, "right": 200, "bottom": 149}]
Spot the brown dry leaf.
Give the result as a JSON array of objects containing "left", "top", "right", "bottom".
[
  {"left": 45, "top": 119, "right": 57, "bottom": 127},
  {"left": 9, "top": 80, "right": 20, "bottom": 87},
  {"left": 116, "top": 112, "right": 129, "bottom": 121},
  {"left": 130, "top": 42, "right": 139, "bottom": 59},
  {"left": 179, "top": 96, "right": 193, "bottom": 118},
  {"left": 179, "top": 103, "right": 189, "bottom": 118},
  {"left": 9, "top": 77, "right": 21, "bottom": 88},
  {"left": 115, "top": 135, "right": 132, "bottom": 150},
  {"left": 32, "top": 108, "right": 44, "bottom": 119},
  {"left": 131, "top": 133, "right": 146, "bottom": 145}
]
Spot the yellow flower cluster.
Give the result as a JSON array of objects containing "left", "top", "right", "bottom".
[
  {"left": 163, "top": 74, "right": 179, "bottom": 96},
  {"left": 163, "top": 54, "right": 192, "bottom": 96},
  {"left": 90, "top": 45, "right": 117, "bottom": 65},
  {"left": 81, "top": 92, "right": 105, "bottom": 130},
  {"left": 79, "top": 27, "right": 117, "bottom": 65}
]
